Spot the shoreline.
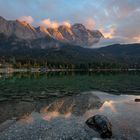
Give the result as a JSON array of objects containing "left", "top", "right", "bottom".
[{"left": 0, "top": 68, "right": 140, "bottom": 73}]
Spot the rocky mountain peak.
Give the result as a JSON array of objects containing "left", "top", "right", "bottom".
[
  {"left": 72, "top": 23, "right": 86, "bottom": 30},
  {"left": 89, "top": 30, "right": 104, "bottom": 38},
  {"left": 16, "top": 19, "right": 28, "bottom": 26},
  {"left": 47, "top": 28, "right": 64, "bottom": 41},
  {"left": 36, "top": 26, "right": 51, "bottom": 37},
  {"left": 16, "top": 19, "right": 35, "bottom": 32},
  {"left": 0, "top": 16, "right": 103, "bottom": 47},
  {"left": 58, "top": 25, "right": 72, "bottom": 32},
  {"left": 0, "top": 16, "right": 6, "bottom": 21},
  {"left": 58, "top": 25, "right": 74, "bottom": 42}
]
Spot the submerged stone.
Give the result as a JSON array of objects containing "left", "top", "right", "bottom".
[
  {"left": 86, "top": 115, "right": 112, "bottom": 139},
  {"left": 0, "top": 97, "right": 9, "bottom": 102},
  {"left": 135, "top": 99, "right": 140, "bottom": 102}
]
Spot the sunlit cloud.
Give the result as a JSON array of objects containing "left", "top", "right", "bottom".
[
  {"left": 133, "top": 35, "right": 140, "bottom": 43},
  {"left": 100, "top": 25, "right": 116, "bottom": 39},
  {"left": 40, "top": 19, "right": 59, "bottom": 28},
  {"left": 62, "top": 21, "right": 71, "bottom": 28},
  {"left": 18, "top": 16, "right": 34, "bottom": 24},
  {"left": 84, "top": 18, "right": 95, "bottom": 30},
  {"left": 40, "top": 18, "right": 71, "bottom": 28}
]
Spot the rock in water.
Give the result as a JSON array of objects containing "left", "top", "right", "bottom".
[
  {"left": 86, "top": 115, "right": 112, "bottom": 139},
  {"left": 135, "top": 99, "right": 140, "bottom": 102}
]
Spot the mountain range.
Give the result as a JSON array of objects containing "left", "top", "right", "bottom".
[
  {"left": 0, "top": 16, "right": 103, "bottom": 48},
  {"left": 0, "top": 16, "right": 140, "bottom": 68}
]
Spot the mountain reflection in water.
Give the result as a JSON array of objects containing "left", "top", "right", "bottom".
[
  {"left": 100, "top": 101, "right": 116, "bottom": 112},
  {"left": 0, "top": 91, "right": 140, "bottom": 140}
]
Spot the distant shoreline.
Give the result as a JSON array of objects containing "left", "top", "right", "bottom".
[{"left": 0, "top": 68, "right": 140, "bottom": 73}]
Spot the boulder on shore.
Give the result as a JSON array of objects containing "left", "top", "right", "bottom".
[{"left": 86, "top": 115, "right": 112, "bottom": 139}]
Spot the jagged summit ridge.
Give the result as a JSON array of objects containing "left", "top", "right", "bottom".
[{"left": 0, "top": 16, "right": 104, "bottom": 47}]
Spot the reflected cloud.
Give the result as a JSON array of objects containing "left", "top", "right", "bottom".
[
  {"left": 40, "top": 100, "right": 72, "bottom": 120},
  {"left": 0, "top": 91, "right": 140, "bottom": 140},
  {"left": 17, "top": 113, "right": 34, "bottom": 124},
  {"left": 42, "top": 111, "right": 60, "bottom": 121},
  {"left": 99, "top": 101, "right": 116, "bottom": 112},
  {"left": 42, "top": 111, "right": 71, "bottom": 121},
  {"left": 40, "top": 93, "right": 102, "bottom": 120}
]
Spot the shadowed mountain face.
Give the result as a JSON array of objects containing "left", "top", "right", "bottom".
[
  {"left": 0, "top": 93, "right": 103, "bottom": 124},
  {"left": 0, "top": 16, "right": 103, "bottom": 48},
  {"left": 0, "top": 34, "right": 140, "bottom": 66}
]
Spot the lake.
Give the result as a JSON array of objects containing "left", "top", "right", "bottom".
[{"left": 0, "top": 72, "right": 140, "bottom": 140}]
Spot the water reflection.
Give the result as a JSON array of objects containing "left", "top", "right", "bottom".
[
  {"left": 100, "top": 101, "right": 116, "bottom": 112},
  {"left": 0, "top": 91, "right": 140, "bottom": 139},
  {"left": 0, "top": 93, "right": 102, "bottom": 124},
  {"left": 0, "top": 92, "right": 140, "bottom": 124},
  {"left": 18, "top": 113, "right": 34, "bottom": 124},
  {"left": 40, "top": 93, "right": 102, "bottom": 117},
  {"left": 85, "top": 91, "right": 140, "bottom": 116},
  {"left": 42, "top": 111, "right": 72, "bottom": 121},
  {"left": 0, "top": 101, "right": 34, "bottom": 124}
]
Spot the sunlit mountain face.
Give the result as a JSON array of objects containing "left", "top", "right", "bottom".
[
  {"left": 0, "top": 0, "right": 140, "bottom": 47},
  {"left": 0, "top": 16, "right": 104, "bottom": 48}
]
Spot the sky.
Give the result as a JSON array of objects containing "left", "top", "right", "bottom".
[{"left": 0, "top": 0, "right": 140, "bottom": 45}]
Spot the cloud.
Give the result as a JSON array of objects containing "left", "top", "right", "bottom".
[
  {"left": 100, "top": 25, "right": 116, "bottom": 39},
  {"left": 40, "top": 18, "right": 71, "bottom": 28},
  {"left": 62, "top": 21, "right": 71, "bottom": 28},
  {"left": 18, "top": 16, "right": 34, "bottom": 24},
  {"left": 115, "top": 9, "right": 140, "bottom": 43},
  {"left": 83, "top": 18, "right": 95, "bottom": 30},
  {"left": 40, "top": 19, "right": 59, "bottom": 28},
  {"left": 133, "top": 36, "right": 140, "bottom": 43},
  {"left": 92, "top": 37, "right": 130, "bottom": 48}
]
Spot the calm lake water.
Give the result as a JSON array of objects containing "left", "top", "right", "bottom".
[{"left": 0, "top": 72, "right": 140, "bottom": 140}]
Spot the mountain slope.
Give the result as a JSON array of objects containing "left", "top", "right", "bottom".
[
  {"left": 0, "top": 33, "right": 140, "bottom": 68},
  {"left": 0, "top": 17, "right": 37, "bottom": 39}
]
